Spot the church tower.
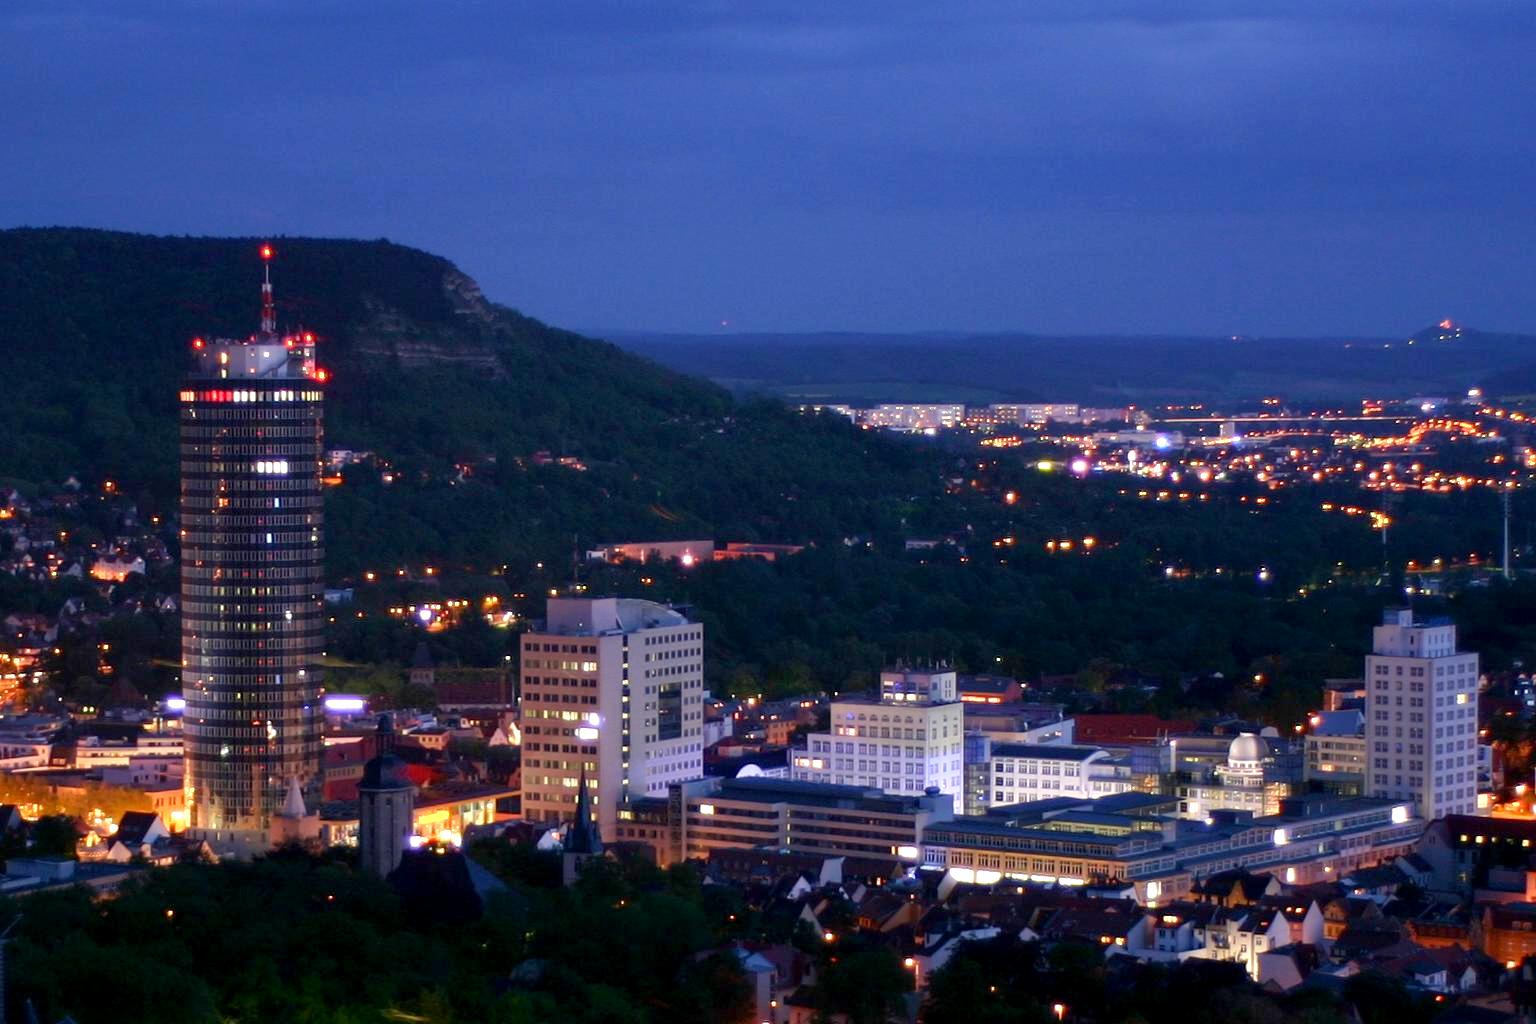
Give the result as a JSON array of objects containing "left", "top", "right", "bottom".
[
  {"left": 562, "top": 767, "right": 604, "bottom": 886},
  {"left": 358, "top": 715, "right": 415, "bottom": 878}
]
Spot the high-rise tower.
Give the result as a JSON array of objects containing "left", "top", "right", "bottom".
[
  {"left": 1363, "top": 608, "right": 1480, "bottom": 819},
  {"left": 181, "top": 245, "right": 326, "bottom": 842},
  {"left": 519, "top": 597, "right": 705, "bottom": 839}
]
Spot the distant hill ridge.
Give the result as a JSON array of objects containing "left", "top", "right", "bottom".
[{"left": 615, "top": 324, "right": 1536, "bottom": 405}]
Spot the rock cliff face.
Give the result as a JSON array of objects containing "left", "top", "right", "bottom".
[{"left": 351, "top": 275, "right": 506, "bottom": 377}]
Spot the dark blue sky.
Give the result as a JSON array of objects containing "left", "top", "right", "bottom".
[{"left": 5, "top": 1, "right": 1534, "bottom": 336}]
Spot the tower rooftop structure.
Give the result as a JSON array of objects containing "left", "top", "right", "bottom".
[
  {"left": 187, "top": 246, "right": 324, "bottom": 383},
  {"left": 361, "top": 715, "right": 413, "bottom": 791}
]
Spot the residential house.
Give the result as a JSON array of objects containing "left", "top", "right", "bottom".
[
  {"left": 1193, "top": 869, "right": 1282, "bottom": 907},
  {"left": 1482, "top": 902, "right": 1536, "bottom": 968}
]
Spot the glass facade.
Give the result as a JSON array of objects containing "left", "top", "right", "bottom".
[{"left": 181, "top": 336, "right": 324, "bottom": 834}]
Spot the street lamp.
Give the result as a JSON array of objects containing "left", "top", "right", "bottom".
[{"left": 1053, "top": 1004, "right": 1067, "bottom": 1022}]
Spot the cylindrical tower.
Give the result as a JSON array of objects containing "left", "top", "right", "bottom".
[
  {"left": 181, "top": 247, "right": 326, "bottom": 837},
  {"left": 359, "top": 715, "right": 415, "bottom": 878}
]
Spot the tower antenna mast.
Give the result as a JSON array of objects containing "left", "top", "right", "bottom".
[
  {"left": 1504, "top": 485, "right": 1514, "bottom": 581},
  {"left": 259, "top": 243, "right": 277, "bottom": 335}
]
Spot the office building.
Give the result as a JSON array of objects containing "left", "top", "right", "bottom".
[
  {"left": 922, "top": 792, "right": 1423, "bottom": 904},
  {"left": 987, "top": 744, "right": 1135, "bottom": 806},
  {"left": 614, "top": 775, "right": 953, "bottom": 866},
  {"left": 1304, "top": 710, "right": 1367, "bottom": 794},
  {"left": 1179, "top": 733, "right": 1295, "bottom": 820},
  {"left": 1364, "top": 609, "right": 1480, "bottom": 818},
  {"left": 963, "top": 731, "right": 993, "bottom": 816},
  {"left": 962, "top": 702, "right": 1073, "bottom": 743},
  {"left": 181, "top": 247, "right": 325, "bottom": 839},
  {"left": 861, "top": 404, "right": 966, "bottom": 431},
  {"left": 520, "top": 597, "right": 704, "bottom": 838},
  {"left": 791, "top": 665, "right": 964, "bottom": 801}
]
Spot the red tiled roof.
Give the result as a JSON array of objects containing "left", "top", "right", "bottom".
[{"left": 1074, "top": 714, "right": 1196, "bottom": 744}]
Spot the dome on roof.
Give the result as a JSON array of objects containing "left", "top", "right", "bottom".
[{"left": 1228, "top": 733, "right": 1265, "bottom": 765}]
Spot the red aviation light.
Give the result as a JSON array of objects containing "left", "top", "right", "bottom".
[
  {"left": 259, "top": 244, "right": 275, "bottom": 261},
  {"left": 303, "top": 332, "right": 314, "bottom": 343},
  {"left": 284, "top": 336, "right": 296, "bottom": 349},
  {"left": 192, "top": 337, "right": 205, "bottom": 349},
  {"left": 314, "top": 368, "right": 330, "bottom": 383}
]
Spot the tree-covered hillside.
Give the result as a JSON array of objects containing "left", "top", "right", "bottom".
[{"left": 0, "top": 228, "right": 934, "bottom": 573}]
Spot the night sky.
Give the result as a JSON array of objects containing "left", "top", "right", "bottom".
[{"left": 5, "top": 2, "right": 1534, "bottom": 336}]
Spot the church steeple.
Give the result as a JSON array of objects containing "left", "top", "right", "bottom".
[
  {"left": 562, "top": 767, "right": 604, "bottom": 886},
  {"left": 566, "top": 767, "right": 602, "bottom": 856}
]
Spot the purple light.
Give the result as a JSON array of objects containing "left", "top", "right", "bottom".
[
  {"left": 164, "top": 696, "right": 186, "bottom": 712},
  {"left": 416, "top": 607, "right": 434, "bottom": 624},
  {"left": 324, "top": 695, "right": 368, "bottom": 713}
]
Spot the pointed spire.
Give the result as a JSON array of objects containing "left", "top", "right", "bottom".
[
  {"left": 566, "top": 766, "right": 602, "bottom": 855},
  {"left": 259, "top": 243, "right": 277, "bottom": 335},
  {"left": 280, "top": 776, "right": 308, "bottom": 819},
  {"left": 376, "top": 712, "right": 395, "bottom": 755}
]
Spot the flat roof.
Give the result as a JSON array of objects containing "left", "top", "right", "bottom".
[
  {"left": 714, "top": 777, "right": 941, "bottom": 812},
  {"left": 1090, "top": 792, "right": 1176, "bottom": 814},
  {"left": 415, "top": 783, "right": 517, "bottom": 809},
  {"left": 833, "top": 695, "right": 959, "bottom": 709},
  {"left": 992, "top": 744, "right": 1104, "bottom": 761},
  {"left": 1043, "top": 811, "right": 1139, "bottom": 828},
  {"left": 926, "top": 816, "right": 1149, "bottom": 850},
  {"left": 987, "top": 796, "right": 1082, "bottom": 817}
]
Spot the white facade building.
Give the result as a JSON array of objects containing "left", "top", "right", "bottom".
[
  {"left": 1304, "top": 709, "right": 1367, "bottom": 791},
  {"left": 792, "top": 667, "right": 964, "bottom": 801},
  {"left": 987, "top": 744, "right": 1134, "bottom": 805},
  {"left": 520, "top": 597, "right": 705, "bottom": 838},
  {"left": 862, "top": 404, "right": 966, "bottom": 431},
  {"left": 1363, "top": 609, "right": 1479, "bottom": 819},
  {"left": 1181, "top": 734, "right": 1292, "bottom": 819}
]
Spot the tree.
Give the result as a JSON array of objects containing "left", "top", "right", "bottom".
[
  {"left": 27, "top": 816, "right": 78, "bottom": 859},
  {"left": 817, "top": 949, "right": 912, "bottom": 1024}
]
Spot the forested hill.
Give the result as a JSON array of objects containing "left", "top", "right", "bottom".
[{"left": 0, "top": 228, "right": 933, "bottom": 574}]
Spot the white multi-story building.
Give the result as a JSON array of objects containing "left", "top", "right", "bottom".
[
  {"left": 1304, "top": 710, "right": 1367, "bottom": 792},
  {"left": 792, "top": 666, "right": 964, "bottom": 801},
  {"left": 1364, "top": 609, "right": 1479, "bottom": 819},
  {"left": 987, "top": 744, "right": 1134, "bottom": 805},
  {"left": 1181, "top": 734, "right": 1292, "bottom": 820},
  {"left": 520, "top": 597, "right": 705, "bottom": 838},
  {"left": 862, "top": 404, "right": 966, "bottom": 431}
]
